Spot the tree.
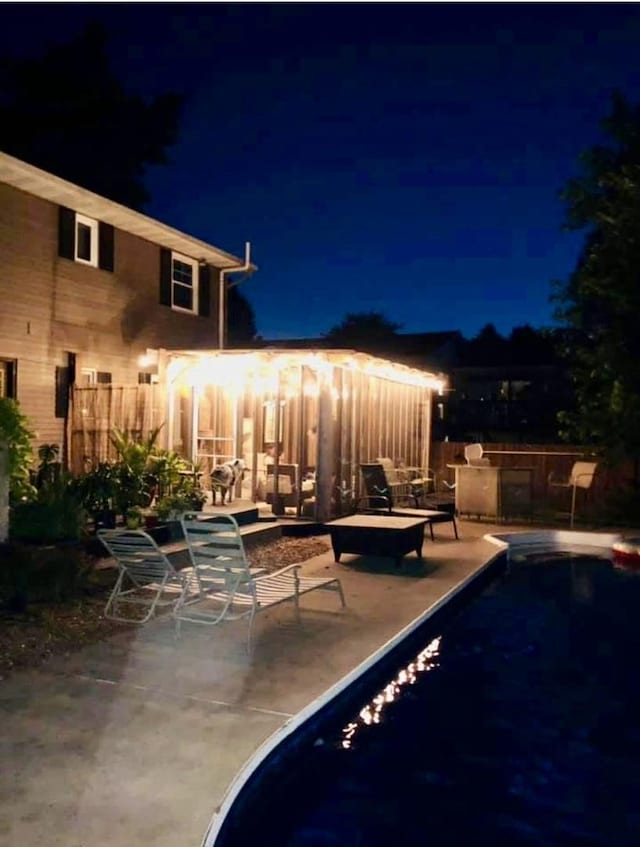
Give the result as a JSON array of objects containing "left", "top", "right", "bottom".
[
  {"left": 0, "top": 22, "right": 183, "bottom": 209},
  {"left": 466, "top": 323, "right": 507, "bottom": 366},
  {"left": 553, "top": 91, "right": 640, "bottom": 467},
  {"left": 323, "top": 311, "right": 401, "bottom": 351},
  {"left": 227, "top": 286, "right": 258, "bottom": 347}
]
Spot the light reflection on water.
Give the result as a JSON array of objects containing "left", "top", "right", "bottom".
[{"left": 341, "top": 635, "right": 442, "bottom": 749}]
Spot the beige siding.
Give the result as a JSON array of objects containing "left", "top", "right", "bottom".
[{"left": 0, "top": 182, "right": 222, "bottom": 456}]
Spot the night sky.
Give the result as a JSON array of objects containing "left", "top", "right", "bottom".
[{"left": 4, "top": 3, "right": 640, "bottom": 340}]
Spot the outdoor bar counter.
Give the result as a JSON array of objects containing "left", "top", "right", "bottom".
[{"left": 448, "top": 464, "right": 534, "bottom": 521}]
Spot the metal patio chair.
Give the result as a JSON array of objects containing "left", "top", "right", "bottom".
[
  {"left": 98, "top": 529, "right": 192, "bottom": 624},
  {"left": 359, "top": 463, "right": 458, "bottom": 540},
  {"left": 174, "top": 514, "right": 346, "bottom": 654},
  {"left": 548, "top": 461, "right": 598, "bottom": 528}
]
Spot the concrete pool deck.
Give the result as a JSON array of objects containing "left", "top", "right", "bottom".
[{"left": 0, "top": 521, "right": 618, "bottom": 847}]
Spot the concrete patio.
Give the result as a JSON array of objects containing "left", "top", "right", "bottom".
[{"left": 0, "top": 520, "right": 573, "bottom": 847}]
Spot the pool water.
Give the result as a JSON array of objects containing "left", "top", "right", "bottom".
[{"left": 271, "top": 555, "right": 640, "bottom": 846}]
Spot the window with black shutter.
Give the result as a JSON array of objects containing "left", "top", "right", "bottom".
[{"left": 58, "top": 207, "right": 114, "bottom": 271}]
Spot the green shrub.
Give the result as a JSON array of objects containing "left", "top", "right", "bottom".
[
  {"left": 0, "top": 398, "right": 36, "bottom": 502},
  {"left": 10, "top": 477, "right": 86, "bottom": 543},
  {"left": 0, "top": 542, "right": 94, "bottom": 613}
]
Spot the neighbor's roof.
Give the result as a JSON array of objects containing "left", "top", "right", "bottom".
[{"left": 0, "top": 151, "right": 251, "bottom": 270}]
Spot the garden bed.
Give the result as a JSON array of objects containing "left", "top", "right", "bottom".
[{"left": 0, "top": 534, "right": 330, "bottom": 679}]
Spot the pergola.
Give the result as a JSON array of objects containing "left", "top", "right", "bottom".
[{"left": 159, "top": 348, "right": 446, "bottom": 521}]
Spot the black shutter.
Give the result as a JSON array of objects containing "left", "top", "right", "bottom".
[
  {"left": 58, "top": 207, "right": 75, "bottom": 259},
  {"left": 55, "top": 366, "right": 70, "bottom": 418},
  {"left": 198, "top": 264, "right": 211, "bottom": 317},
  {"left": 159, "top": 248, "right": 172, "bottom": 306},
  {"left": 98, "top": 223, "right": 115, "bottom": 271}
]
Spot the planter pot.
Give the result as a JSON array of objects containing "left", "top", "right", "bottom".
[{"left": 94, "top": 509, "right": 117, "bottom": 531}]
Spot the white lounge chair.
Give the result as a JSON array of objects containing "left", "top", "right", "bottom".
[
  {"left": 174, "top": 514, "right": 346, "bottom": 653},
  {"left": 98, "top": 529, "right": 191, "bottom": 623}
]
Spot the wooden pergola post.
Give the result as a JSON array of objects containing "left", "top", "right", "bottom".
[{"left": 316, "top": 371, "right": 335, "bottom": 522}]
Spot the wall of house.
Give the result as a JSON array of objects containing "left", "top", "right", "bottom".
[{"left": 0, "top": 182, "right": 222, "bottom": 453}]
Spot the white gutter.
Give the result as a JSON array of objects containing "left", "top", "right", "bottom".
[{"left": 218, "top": 242, "right": 254, "bottom": 350}]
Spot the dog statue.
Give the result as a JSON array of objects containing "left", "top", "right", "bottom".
[{"left": 210, "top": 458, "right": 246, "bottom": 505}]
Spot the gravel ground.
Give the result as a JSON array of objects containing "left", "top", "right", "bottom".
[{"left": 0, "top": 535, "right": 330, "bottom": 679}]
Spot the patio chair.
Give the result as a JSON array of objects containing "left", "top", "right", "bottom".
[
  {"left": 376, "top": 457, "right": 436, "bottom": 501},
  {"left": 265, "top": 462, "right": 300, "bottom": 514},
  {"left": 359, "top": 463, "right": 458, "bottom": 540},
  {"left": 174, "top": 514, "right": 346, "bottom": 653},
  {"left": 548, "top": 461, "right": 598, "bottom": 528},
  {"left": 98, "top": 529, "right": 192, "bottom": 624},
  {"left": 464, "top": 443, "right": 490, "bottom": 466}
]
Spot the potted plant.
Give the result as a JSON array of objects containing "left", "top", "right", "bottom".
[
  {"left": 74, "top": 461, "right": 118, "bottom": 529},
  {"left": 125, "top": 505, "right": 143, "bottom": 529}
]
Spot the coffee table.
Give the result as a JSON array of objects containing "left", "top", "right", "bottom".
[{"left": 326, "top": 514, "right": 429, "bottom": 568}]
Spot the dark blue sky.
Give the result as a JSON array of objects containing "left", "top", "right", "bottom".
[{"left": 4, "top": 3, "right": 640, "bottom": 339}]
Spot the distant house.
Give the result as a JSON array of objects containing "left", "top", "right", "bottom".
[
  {"left": 0, "top": 151, "right": 250, "bottom": 456},
  {"left": 277, "top": 328, "right": 572, "bottom": 444}
]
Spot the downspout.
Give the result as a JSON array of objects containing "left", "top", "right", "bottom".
[{"left": 218, "top": 242, "right": 253, "bottom": 350}]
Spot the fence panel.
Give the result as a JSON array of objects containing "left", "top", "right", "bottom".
[
  {"left": 69, "top": 384, "right": 166, "bottom": 475},
  {"left": 431, "top": 441, "right": 634, "bottom": 519}
]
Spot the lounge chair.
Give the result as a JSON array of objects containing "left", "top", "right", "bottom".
[
  {"left": 548, "top": 461, "right": 598, "bottom": 528},
  {"left": 98, "top": 529, "right": 192, "bottom": 624},
  {"left": 174, "top": 514, "right": 346, "bottom": 653},
  {"left": 359, "top": 463, "right": 458, "bottom": 540}
]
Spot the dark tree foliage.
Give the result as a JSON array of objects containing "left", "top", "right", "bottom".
[
  {"left": 227, "top": 286, "right": 258, "bottom": 347},
  {"left": 323, "top": 311, "right": 401, "bottom": 350},
  {"left": 466, "top": 323, "right": 508, "bottom": 366},
  {"left": 553, "top": 91, "right": 640, "bottom": 465},
  {"left": 0, "top": 22, "right": 183, "bottom": 209}
]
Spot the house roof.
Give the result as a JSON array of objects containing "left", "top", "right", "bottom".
[{"left": 0, "top": 151, "right": 250, "bottom": 270}]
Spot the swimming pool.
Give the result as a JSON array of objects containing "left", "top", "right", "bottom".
[{"left": 212, "top": 551, "right": 640, "bottom": 846}]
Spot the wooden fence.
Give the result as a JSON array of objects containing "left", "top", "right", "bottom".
[
  {"left": 431, "top": 441, "right": 634, "bottom": 520},
  {"left": 69, "top": 384, "right": 165, "bottom": 475}
]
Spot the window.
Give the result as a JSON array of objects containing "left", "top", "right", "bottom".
[
  {"left": 159, "top": 249, "right": 210, "bottom": 317},
  {"left": 79, "top": 368, "right": 97, "bottom": 386},
  {"left": 0, "top": 359, "right": 17, "bottom": 399},
  {"left": 171, "top": 252, "right": 198, "bottom": 313},
  {"left": 58, "top": 207, "right": 115, "bottom": 271},
  {"left": 75, "top": 214, "right": 98, "bottom": 266}
]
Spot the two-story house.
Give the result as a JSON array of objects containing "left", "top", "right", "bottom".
[
  {"left": 0, "top": 152, "right": 447, "bottom": 522},
  {"left": 0, "top": 151, "right": 250, "bottom": 455}
]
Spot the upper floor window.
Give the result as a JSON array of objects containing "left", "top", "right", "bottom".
[
  {"left": 171, "top": 252, "right": 199, "bottom": 312},
  {"left": 75, "top": 214, "right": 99, "bottom": 266},
  {"left": 159, "top": 248, "right": 210, "bottom": 317},
  {"left": 58, "top": 207, "right": 115, "bottom": 271}
]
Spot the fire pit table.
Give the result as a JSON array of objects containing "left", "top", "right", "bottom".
[{"left": 326, "top": 514, "right": 429, "bottom": 568}]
